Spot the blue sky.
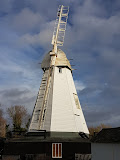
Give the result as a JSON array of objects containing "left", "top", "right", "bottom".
[{"left": 0, "top": 0, "right": 120, "bottom": 127}]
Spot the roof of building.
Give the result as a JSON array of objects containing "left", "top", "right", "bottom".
[
  {"left": 41, "top": 49, "right": 72, "bottom": 70},
  {"left": 91, "top": 127, "right": 120, "bottom": 143},
  {"left": 5, "top": 131, "right": 90, "bottom": 143},
  {"left": 5, "top": 136, "right": 90, "bottom": 143}
]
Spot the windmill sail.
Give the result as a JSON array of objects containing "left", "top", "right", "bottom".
[{"left": 51, "top": 5, "right": 69, "bottom": 54}]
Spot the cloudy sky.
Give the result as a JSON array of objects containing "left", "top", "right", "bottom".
[{"left": 0, "top": 0, "right": 120, "bottom": 127}]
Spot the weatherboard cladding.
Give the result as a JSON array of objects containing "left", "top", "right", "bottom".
[
  {"left": 49, "top": 66, "right": 89, "bottom": 133},
  {"left": 91, "top": 143, "right": 120, "bottom": 160},
  {"left": 3, "top": 137, "right": 91, "bottom": 157},
  {"left": 42, "top": 67, "right": 54, "bottom": 131},
  {"left": 50, "top": 67, "right": 76, "bottom": 132}
]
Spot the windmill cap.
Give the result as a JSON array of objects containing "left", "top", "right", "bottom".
[{"left": 41, "top": 49, "right": 72, "bottom": 70}]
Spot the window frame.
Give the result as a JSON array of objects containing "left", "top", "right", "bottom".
[
  {"left": 58, "top": 67, "right": 62, "bottom": 73},
  {"left": 52, "top": 143, "right": 62, "bottom": 158}
]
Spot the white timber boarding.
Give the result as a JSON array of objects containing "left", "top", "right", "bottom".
[
  {"left": 50, "top": 66, "right": 89, "bottom": 133},
  {"left": 92, "top": 143, "right": 120, "bottom": 160}
]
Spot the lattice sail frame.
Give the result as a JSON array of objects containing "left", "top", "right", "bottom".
[{"left": 51, "top": 5, "right": 69, "bottom": 53}]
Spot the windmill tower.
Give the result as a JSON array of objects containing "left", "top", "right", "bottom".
[{"left": 28, "top": 5, "right": 89, "bottom": 137}]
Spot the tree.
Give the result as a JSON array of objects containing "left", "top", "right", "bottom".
[
  {"left": 89, "top": 123, "right": 111, "bottom": 136},
  {"left": 0, "top": 105, "right": 6, "bottom": 137},
  {"left": 7, "top": 105, "right": 27, "bottom": 131},
  {"left": 25, "top": 114, "right": 31, "bottom": 129}
]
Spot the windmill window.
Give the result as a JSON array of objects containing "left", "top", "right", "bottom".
[
  {"left": 52, "top": 143, "right": 62, "bottom": 158},
  {"left": 59, "top": 68, "right": 62, "bottom": 73}
]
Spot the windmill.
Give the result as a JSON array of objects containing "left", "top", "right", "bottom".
[
  {"left": 2, "top": 6, "right": 91, "bottom": 160},
  {"left": 28, "top": 5, "right": 89, "bottom": 137}
]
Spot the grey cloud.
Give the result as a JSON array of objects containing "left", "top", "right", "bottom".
[
  {"left": 24, "top": 0, "right": 58, "bottom": 20},
  {"left": 11, "top": 8, "right": 46, "bottom": 33},
  {"left": 0, "top": 87, "right": 37, "bottom": 113},
  {"left": 2, "top": 8, "right": 46, "bottom": 34},
  {"left": 8, "top": 95, "right": 36, "bottom": 109},
  {"left": 19, "top": 20, "right": 55, "bottom": 49},
  {"left": 85, "top": 107, "right": 120, "bottom": 127},
  {"left": 0, "top": 0, "right": 14, "bottom": 13},
  {"left": 0, "top": 88, "right": 30, "bottom": 98},
  {"left": 79, "top": 84, "right": 120, "bottom": 127}
]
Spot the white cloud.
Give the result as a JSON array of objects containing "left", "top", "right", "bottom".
[
  {"left": 63, "top": 0, "right": 120, "bottom": 49},
  {"left": 74, "top": 80, "right": 86, "bottom": 91},
  {"left": 11, "top": 8, "right": 46, "bottom": 33},
  {"left": 19, "top": 20, "right": 55, "bottom": 49}
]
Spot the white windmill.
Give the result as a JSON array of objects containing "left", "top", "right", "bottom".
[{"left": 28, "top": 5, "right": 89, "bottom": 137}]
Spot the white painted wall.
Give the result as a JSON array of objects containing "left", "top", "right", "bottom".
[
  {"left": 50, "top": 67, "right": 89, "bottom": 134},
  {"left": 92, "top": 143, "right": 120, "bottom": 160},
  {"left": 29, "top": 65, "right": 89, "bottom": 134}
]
